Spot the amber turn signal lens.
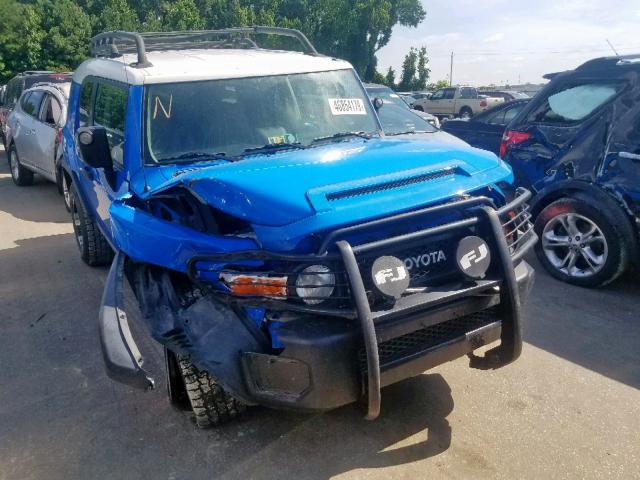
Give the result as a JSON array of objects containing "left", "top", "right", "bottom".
[{"left": 221, "top": 273, "right": 288, "bottom": 297}]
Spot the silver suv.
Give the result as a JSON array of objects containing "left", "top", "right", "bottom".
[{"left": 6, "top": 82, "right": 72, "bottom": 209}]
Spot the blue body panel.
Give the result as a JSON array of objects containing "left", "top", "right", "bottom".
[{"left": 64, "top": 79, "right": 514, "bottom": 272}]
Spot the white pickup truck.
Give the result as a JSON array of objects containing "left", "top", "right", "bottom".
[{"left": 412, "top": 86, "right": 503, "bottom": 119}]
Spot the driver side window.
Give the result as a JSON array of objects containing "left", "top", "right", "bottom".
[
  {"left": 431, "top": 90, "right": 445, "bottom": 100},
  {"left": 93, "top": 82, "right": 128, "bottom": 169}
]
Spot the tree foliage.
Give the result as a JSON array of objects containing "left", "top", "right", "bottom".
[
  {"left": 397, "top": 46, "right": 429, "bottom": 91},
  {"left": 0, "top": 0, "right": 426, "bottom": 82}
]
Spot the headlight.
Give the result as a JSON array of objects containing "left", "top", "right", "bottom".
[{"left": 295, "top": 265, "right": 335, "bottom": 305}]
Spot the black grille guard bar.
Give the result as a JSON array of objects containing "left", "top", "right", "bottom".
[{"left": 186, "top": 188, "right": 535, "bottom": 419}]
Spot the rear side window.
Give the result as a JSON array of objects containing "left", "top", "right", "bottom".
[
  {"left": 459, "top": 87, "right": 477, "bottom": 99},
  {"left": 21, "top": 90, "right": 45, "bottom": 117},
  {"left": 93, "top": 82, "right": 128, "bottom": 167},
  {"left": 527, "top": 82, "right": 623, "bottom": 124},
  {"left": 443, "top": 88, "right": 456, "bottom": 99},
  {"left": 41, "top": 94, "right": 63, "bottom": 125},
  {"left": 79, "top": 79, "right": 94, "bottom": 127}
]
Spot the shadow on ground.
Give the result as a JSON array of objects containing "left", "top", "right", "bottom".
[
  {"left": 0, "top": 151, "right": 69, "bottom": 224},
  {"left": 0, "top": 233, "right": 453, "bottom": 480},
  {"left": 523, "top": 255, "right": 640, "bottom": 389}
]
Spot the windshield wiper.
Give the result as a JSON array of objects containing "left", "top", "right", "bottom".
[
  {"left": 311, "top": 131, "right": 375, "bottom": 144},
  {"left": 387, "top": 130, "right": 431, "bottom": 136},
  {"left": 159, "top": 151, "right": 232, "bottom": 163},
  {"left": 242, "top": 143, "right": 305, "bottom": 155}
]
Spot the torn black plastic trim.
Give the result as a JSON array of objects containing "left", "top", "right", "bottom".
[{"left": 99, "top": 250, "right": 155, "bottom": 390}]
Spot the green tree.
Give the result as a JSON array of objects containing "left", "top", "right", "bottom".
[
  {"left": 0, "top": 0, "right": 43, "bottom": 81},
  {"left": 415, "top": 46, "right": 429, "bottom": 90},
  {"left": 94, "top": 0, "right": 139, "bottom": 33},
  {"left": 36, "top": 0, "right": 92, "bottom": 71},
  {"left": 397, "top": 47, "right": 417, "bottom": 91},
  {"left": 163, "top": 0, "right": 205, "bottom": 30},
  {"left": 384, "top": 66, "right": 396, "bottom": 89},
  {"left": 398, "top": 45, "right": 429, "bottom": 91},
  {"left": 427, "top": 79, "right": 449, "bottom": 91}
]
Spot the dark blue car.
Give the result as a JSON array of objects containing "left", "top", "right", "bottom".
[
  {"left": 441, "top": 99, "right": 529, "bottom": 155},
  {"left": 501, "top": 54, "right": 640, "bottom": 287}
]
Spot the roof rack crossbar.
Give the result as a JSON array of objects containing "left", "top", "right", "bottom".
[{"left": 89, "top": 26, "right": 318, "bottom": 69}]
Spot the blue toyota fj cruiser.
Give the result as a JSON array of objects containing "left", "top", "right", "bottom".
[{"left": 62, "top": 28, "right": 536, "bottom": 427}]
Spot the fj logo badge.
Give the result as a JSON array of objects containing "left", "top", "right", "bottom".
[
  {"left": 455, "top": 236, "right": 491, "bottom": 279},
  {"left": 371, "top": 256, "right": 411, "bottom": 299}
]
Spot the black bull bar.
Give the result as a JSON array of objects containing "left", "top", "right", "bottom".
[{"left": 98, "top": 189, "right": 536, "bottom": 419}]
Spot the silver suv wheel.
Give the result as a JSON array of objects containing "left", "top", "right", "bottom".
[
  {"left": 541, "top": 212, "right": 607, "bottom": 278},
  {"left": 10, "top": 150, "right": 19, "bottom": 180}
]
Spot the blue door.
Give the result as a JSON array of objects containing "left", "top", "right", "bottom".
[{"left": 73, "top": 77, "right": 129, "bottom": 244}]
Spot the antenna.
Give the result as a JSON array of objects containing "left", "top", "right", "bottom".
[{"left": 606, "top": 39, "right": 619, "bottom": 56}]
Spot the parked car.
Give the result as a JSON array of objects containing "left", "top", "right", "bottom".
[
  {"left": 500, "top": 54, "right": 640, "bottom": 287},
  {"left": 441, "top": 99, "right": 530, "bottom": 154},
  {"left": 63, "top": 27, "right": 535, "bottom": 429},
  {"left": 365, "top": 83, "right": 440, "bottom": 127},
  {"left": 478, "top": 90, "right": 529, "bottom": 101},
  {"left": 0, "top": 71, "right": 71, "bottom": 147},
  {"left": 5, "top": 83, "right": 72, "bottom": 206},
  {"left": 413, "top": 86, "right": 503, "bottom": 119}
]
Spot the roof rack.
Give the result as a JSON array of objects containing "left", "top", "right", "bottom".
[{"left": 90, "top": 26, "right": 319, "bottom": 68}]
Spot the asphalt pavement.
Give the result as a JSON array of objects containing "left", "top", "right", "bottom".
[{"left": 0, "top": 145, "right": 639, "bottom": 480}]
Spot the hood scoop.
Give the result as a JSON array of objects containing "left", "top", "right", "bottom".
[{"left": 325, "top": 167, "right": 462, "bottom": 202}]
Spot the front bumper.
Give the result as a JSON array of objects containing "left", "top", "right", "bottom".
[
  {"left": 99, "top": 189, "right": 536, "bottom": 418},
  {"left": 241, "top": 260, "right": 534, "bottom": 412}
]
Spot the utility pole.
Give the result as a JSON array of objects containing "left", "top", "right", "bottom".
[{"left": 449, "top": 51, "right": 454, "bottom": 86}]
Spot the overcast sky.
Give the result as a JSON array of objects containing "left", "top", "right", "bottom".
[{"left": 377, "top": 0, "right": 640, "bottom": 87}]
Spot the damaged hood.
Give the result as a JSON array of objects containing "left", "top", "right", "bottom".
[{"left": 136, "top": 138, "right": 513, "bottom": 247}]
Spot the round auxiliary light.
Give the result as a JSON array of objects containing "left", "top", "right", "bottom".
[{"left": 295, "top": 265, "right": 335, "bottom": 305}]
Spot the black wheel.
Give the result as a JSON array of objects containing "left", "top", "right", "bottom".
[
  {"left": 164, "top": 348, "right": 190, "bottom": 411},
  {"left": 69, "top": 182, "right": 113, "bottom": 266},
  {"left": 176, "top": 354, "right": 245, "bottom": 428},
  {"left": 459, "top": 107, "right": 473, "bottom": 119},
  {"left": 534, "top": 195, "right": 629, "bottom": 287},
  {"left": 8, "top": 144, "right": 34, "bottom": 186}
]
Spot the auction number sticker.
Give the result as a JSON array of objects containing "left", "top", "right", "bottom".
[{"left": 328, "top": 98, "right": 367, "bottom": 115}]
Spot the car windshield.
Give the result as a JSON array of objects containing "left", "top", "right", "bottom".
[
  {"left": 366, "top": 87, "right": 408, "bottom": 109},
  {"left": 376, "top": 102, "right": 437, "bottom": 135},
  {"left": 145, "top": 69, "right": 379, "bottom": 163}
]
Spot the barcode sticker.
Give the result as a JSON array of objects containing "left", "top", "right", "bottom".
[{"left": 328, "top": 98, "right": 367, "bottom": 115}]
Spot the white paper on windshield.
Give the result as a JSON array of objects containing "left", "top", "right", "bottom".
[{"left": 328, "top": 98, "right": 367, "bottom": 115}]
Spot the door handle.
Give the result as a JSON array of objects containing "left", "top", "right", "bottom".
[{"left": 619, "top": 151, "right": 640, "bottom": 161}]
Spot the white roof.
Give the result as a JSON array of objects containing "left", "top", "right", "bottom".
[{"left": 73, "top": 49, "right": 353, "bottom": 85}]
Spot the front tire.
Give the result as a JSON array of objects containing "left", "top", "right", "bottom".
[
  {"left": 61, "top": 172, "right": 72, "bottom": 212},
  {"left": 534, "top": 195, "right": 629, "bottom": 287},
  {"left": 69, "top": 183, "right": 113, "bottom": 266},
  {"left": 177, "top": 354, "right": 245, "bottom": 428},
  {"left": 8, "top": 144, "right": 34, "bottom": 186}
]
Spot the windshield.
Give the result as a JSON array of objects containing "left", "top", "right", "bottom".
[
  {"left": 376, "top": 102, "right": 437, "bottom": 135},
  {"left": 145, "top": 69, "right": 379, "bottom": 162},
  {"left": 366, "top": 87, "right": 408, "bottom": 109}
]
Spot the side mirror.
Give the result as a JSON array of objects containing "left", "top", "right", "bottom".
[
  {"left": 372, "top": 97, "right": 384, "bottom": 111},
  {"left": 76, "top": 126, "right": 113, "bottom": 170}
]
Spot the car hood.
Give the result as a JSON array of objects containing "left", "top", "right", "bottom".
[
  {"left": 135, "top": 138, "right": 513, "bottom": 249},
  {"left": 390, "top": 130, "right": 469, "bottom": 146}
]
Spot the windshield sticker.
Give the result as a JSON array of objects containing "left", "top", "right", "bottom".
[
  {"left": 152, "top": 94, "right": 173, "bottom": 120},
  {"left": 328, "top": 98, "right": 367, "bottom": 115},
  {"left": 268, "top": 133, "right": 297, "bottom": 145}
]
